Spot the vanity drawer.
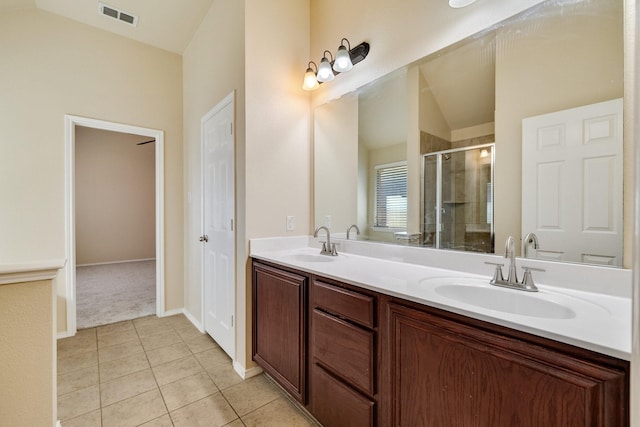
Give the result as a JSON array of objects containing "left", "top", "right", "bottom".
[
  {"left": 312, "top": 309, "right": 374, "bottom": 396},
  {"left": 313, "top": 280, "right": 375, "bottom": 328},
  {"left": 311, "top": 363, "right": 375, "bottom": 427}
]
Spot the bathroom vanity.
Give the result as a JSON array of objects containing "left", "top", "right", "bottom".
[{"left": 251, "top": 239, "right": 630, "bottom": 427}]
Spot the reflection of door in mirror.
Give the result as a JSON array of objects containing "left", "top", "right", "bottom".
[
  {"left": 423, "top": 144, "right": 494, "bottom": 253},
  {"left": 522, "top": 98, "right": 623, "bottom": 266}
]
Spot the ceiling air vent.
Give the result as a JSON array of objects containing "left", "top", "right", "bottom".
[{"left": 98, "top": 2, "right": 139, "bottom": 27}]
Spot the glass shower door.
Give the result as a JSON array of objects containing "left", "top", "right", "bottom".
[{"left": 422, "top": 144, "right": 494, "bottom": 253}]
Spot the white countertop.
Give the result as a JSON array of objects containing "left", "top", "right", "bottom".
[{"left": 250, "top": 238, "right": 631, "bottom": 361}]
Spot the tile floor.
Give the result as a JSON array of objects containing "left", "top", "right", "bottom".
[{"left": 57, "top": 314, "right": 318, "bottom": 427}]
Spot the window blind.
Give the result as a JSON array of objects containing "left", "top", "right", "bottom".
[{"left": 375, "top": 162, "right": 408, "bottom": 228}]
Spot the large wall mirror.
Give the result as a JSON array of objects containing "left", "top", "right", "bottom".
[{"left": 314, "top": 0, "right": 625, "bottom": 267}]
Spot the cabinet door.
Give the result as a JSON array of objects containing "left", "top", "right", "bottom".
[
  {"left": 252, "top": 263, "right": 306, "bottom": 403},
  {"left": 388, "top": 303, "right": 627, "bottom": 427}
]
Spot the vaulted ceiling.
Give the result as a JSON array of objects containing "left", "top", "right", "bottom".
[{"left": 1, "top": 0, "right": 214, "bottom": 54}]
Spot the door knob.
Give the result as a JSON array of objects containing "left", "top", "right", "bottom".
[{"left": 199, "top": 235, "right": 209, "bottom": 242}]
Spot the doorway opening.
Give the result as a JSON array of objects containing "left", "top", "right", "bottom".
[{"left": 64, "top": 115, "right": 165, "bottom": 335}]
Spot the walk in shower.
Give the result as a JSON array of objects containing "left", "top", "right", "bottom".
[{"left": 422, "top": 143, "right": 494, "bottom": 253}]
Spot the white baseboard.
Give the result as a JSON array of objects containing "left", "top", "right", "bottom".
[
  {"left": 160, "top": 308, "right": 184, "bottom": 318},
  {"left": 57, "top": 330, "right": 74, "bottom": 340},
  {"left": 233, "top": 361, "right": 263, "bottom": 379},
  {"left": 183, "top": 308, "right": 205, "bottom": 333},
  {"left": 76, "top": 258, "right": 156, "bottom": 267}
]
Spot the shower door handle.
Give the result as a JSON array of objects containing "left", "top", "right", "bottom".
[{"left": 199, "top": 235, "right": 209, "bottom": 242}]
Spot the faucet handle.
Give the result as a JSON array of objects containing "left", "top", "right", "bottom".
[
  {"left": 330, "top": 243, "right": 338, "bottom": 256},
  {"left": 521, "top": 266, "right": 545, "bottom": 291},
  {"left": 484, "top": 262, "right": 504, "bottom": 284}
]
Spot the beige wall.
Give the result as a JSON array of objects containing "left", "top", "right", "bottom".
[
  {"left": 494, "top": 3, "right": 624, "bottom": 258},
  {"left": 183, "top": 0, "right": 310, "bottom": 372},
  {"left": 0, "top": 280, "right": 55, "bottom": 426},
  {"left": 314, "top": 94, "right": 359, "bottom": 233},
  {"left": 309, "top": 0, "right": 543, "bottom": 108},
  {"left": 0, "top": 9, "right": 184, "bottom": 332},
  {"left": 244, "top": 0, "right": 311, "bottom": 369},
  {"left": 75, "top": 127, "right": 156, "bottom": 265},
  {"left": 182, "top": 0, "right": 245, "bottom": 349}
]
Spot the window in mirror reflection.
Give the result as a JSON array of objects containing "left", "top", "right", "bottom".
[{"left": 374, "top": 161, "right": 408, "bottom": 230}]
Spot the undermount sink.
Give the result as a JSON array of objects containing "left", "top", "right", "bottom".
[
  {"left": 282, "top": 253, "right": 337, "bottom": 263},
  {"left": 434, "top": 284, "right": 576, "bottom": 319}
]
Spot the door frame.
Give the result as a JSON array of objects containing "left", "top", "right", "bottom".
[
  {"left": 64, "top": 114, "right": 165, "bottom": 336},
  {"left": 200, "top": 91, "right": 236, "bottom": 356}
]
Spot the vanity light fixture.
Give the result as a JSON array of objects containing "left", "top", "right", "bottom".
[
  {"left": 448, "top": 0, "right": 477, "bottom": 8},
  {"left": 317, "top": 50, "right": 335, "bottom": 83},
  {"left": 302, "top": 38, "right": 370, "bottom": 91},
  {"left": 302, "top": 61, "right": 320, "bottom": 91}
]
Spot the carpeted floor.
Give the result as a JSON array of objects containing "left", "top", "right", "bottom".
[{"left": 76, "top": 260, "right": 156, "bottom": 329}]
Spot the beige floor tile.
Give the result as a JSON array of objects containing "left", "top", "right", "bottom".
[
  {"left": 58, "top": 364, "right": 99, "bottom": 396},
  {"left": 97, "top": 328, "right": 140, "bottom": 349},
  {"left": 222, "top": 420, "right": 246, "bottom": 427},
  {"left": 100, "top": 368, "right": 158, "bottom": 406},
  {"left": 170, "top": 393, "right": 238, "bottom": 427},
  {"left": 136, "top": 321, "right": 175, "bottom": 338},
  {"left": 58, "top": 331, "right": 97, "bottom": 357},
  {"left": 222, "top": 375, "right": 280, "bottom": 416},
  {"left": 134, "top": 315, "right": 171, "bottom": 329},
  {"left": 57, "top": 349, "right": 98, "bottom": 375},
  {"left": 165, "top": 314, "right": 193, "bottom": 329},
  {"left": 59, "top": 409, "right": 102, "bottom": 427},
  {"left": 58, "top": 385, "right": 100, "bottom": 421},
  {"left": 160, "top": 371, "right": 218, "bottom": 411},
  {"left": 139, "top": 413, "right": 174, "bottom": 427},
  {"left": 194, "top": 347, "right": 230, "bottom": 371},
  {"left": 102, "top": 389, "right": 167, "bottom": 427},
  {"left": 175, "top": 324, "right": 205, "bottom": 341},
  {"left": 241, "top": 397, "right": 315, "bottom": 427},
  {"left": 185, "top": 334, "right": 219, "bottom": 354},
  {"left": 140, "top": 329, "right": 183, "bottom": 351},
  {"left": 97, "top": 320, "right": 135, "bottom": 337},
  {"left": 100, "top": 352, "right": 150, "bottom": 382},
  {"left": 98, "top": 339, "right": 145, "bottom": 363},
  {"left": 206, "top": 362, "right": 243, "bottom": 390},
  {"left": 152, "top": 355, "right": 204, "bottom": 386},
  {"left": 146, "top": 341, "right": 192, "bottom": 367}
]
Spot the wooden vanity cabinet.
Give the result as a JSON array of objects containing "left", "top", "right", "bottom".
[
  {"left": 384, "top": 301, "right": 629, "bottom": 427},
  {"left": 309, "top": 278, "right": 378, "bottom": 427},
  {"left": 252, "top": 261, "right": 308, "bottom": 403},
  {"left": 251, "top": 259, "right": 629, "bottom": 427}
]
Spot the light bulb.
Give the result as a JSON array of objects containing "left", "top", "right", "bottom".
[
  {"left": 302, "top": 67, "right": 319, "bottom": 91},
  {"left": 317, "top": 57, "right": 334, "bottom": 82},
  {"left": 333, "top": 45, "right": 353, "bottom": 73}
]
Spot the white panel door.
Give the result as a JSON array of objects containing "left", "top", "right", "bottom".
[
  {"left": 202, "top": 92, "right": 235, "bottom": 358},
  {"left": 521, "top": 98, "right": 623, "bottom": 265}
]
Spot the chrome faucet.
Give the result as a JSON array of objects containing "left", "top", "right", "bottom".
[
  {"left": 346, "top": 224, "right": 360, "bottom": 240},
  {"left": 522, "top": 232, "right": 539, "bottom": 258},
  {"left": 484, "top": 236, "right": 543, "bottom": 292},
  {"left": 314, "top": 226, "right": 337, "bottom": 256}
]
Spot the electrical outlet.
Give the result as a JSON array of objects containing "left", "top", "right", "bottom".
[
  {"left": 286, "top": 215, "right": 295, "bottom": 231},
  {"left": 325, "top": 215, "right": 332, "bottom": 228}
]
